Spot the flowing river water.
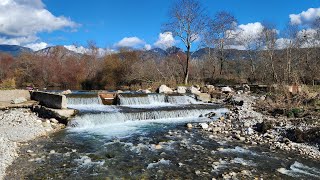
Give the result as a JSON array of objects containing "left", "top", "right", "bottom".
[{"left": 5, "top": 92, "right": 320, "bottom": 179}]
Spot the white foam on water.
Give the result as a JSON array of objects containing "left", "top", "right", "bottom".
[
  {"left": 211, "top": 159, "right": 229, "bottom": 172},
  {"left": 68, "top": 104, "right": 119, "bottom": 113},
  {"left": 277, "top": 161, "right": 320, "bottom": 178},
  {"left": 119, "top": 94, "right": 166, "bottom": 105},
  {"left": 122, "top": 103, "right": 175, "bottom": 109},
  {"left": 68, "top": 108, "right": 229, "bottom": 138},
  {"left": 217, "top": 146, "right": 258, "bottom": 156},
  {"left": 118, "top": 94, "right": 202, "bottom": 106},
  {"left": 74, "top": 155, "right": 105, "bottom": 168},
  {"left": 231, "top": 158, "right": 256, "bottom": 166},
  {"left": 147, "top": 158, "right": 171, "bottom": 169},
  {"left": 68, "top": 97, "right": 101, "bottom": 105},
  {"left": 166, "top": 95, "right": 198, "bottom": 104}
]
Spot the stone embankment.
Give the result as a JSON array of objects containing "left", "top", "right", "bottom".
[{"left": 191, "top": 94, "right": 320, "bottom": 160}]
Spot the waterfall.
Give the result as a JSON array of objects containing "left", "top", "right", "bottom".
[
  {"left": 118, "top": 94, "right": 166, "bottom": 105},
  {"left": 68, "top": 97, "right": 101, "bottom": 105},
  {"left": 117, "top": 93, "right": 198, "bottom": 106},
  {"left": 69, "top": 108, "right": 228, "bottom": 132},
  {"left": 166, "top": 95, "right": 198, "bottom": 104}
]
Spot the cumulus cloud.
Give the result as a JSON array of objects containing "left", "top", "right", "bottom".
[
  {"left": 297, "top": 28, "right": 320, "bottom": 48},
  {"left": 237, "top": 22, "right": 264, "bottom": 40},
  {"left": 25, "top": 42, "right": 48, "bottom": 51},
  {"left": 290, "top": 7, "right": 320, "bottom": 25},
  {"left": 114, "top": 37, "right": 146, "bottom": 49},
  {"left": 227, "top": 22, "right": 264, "bottom": 50},
  {"left": 0, "top": 0, "right": 78, "bottom": 48},
  {"left": 0, "top": 35, "right": 38, "bottom": 45},
  {"left": 275, "top": 38, "right": 291, "bottom": 49},
  {"left": 64, "top": 45, "right": 116, "bottom": 57},
  {"left": 154, "top": 32, "right": 177, "bottom": 50},
  {"left": 0, "top": 0, "right": 78, "bottom": 37}
]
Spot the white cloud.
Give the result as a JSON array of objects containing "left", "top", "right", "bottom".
[
  {"left": 275, "top": 38, "right": 291, "bottom": 49},
  {"left": 0, "top": 35, "right": 38, "bottom": 45},
  {"left": 227, "top": 22, "right": 264, "bottom": 50},
  {"left": 0, "top": 0, "right": 78, "bottom": 37},
  {"left": 114, "top": 37, "right": 146, "bottom": 48},
  {"left": 154, "top": 32, "right": 177, "bottom": 50},
  {"left": 297, "top": 28, "right": 320, "bottom": 48},
  {"left": 0, "top": 0, "right": 78, "bottom": 49},
  {"left": 64, "top": 45, "right": 116, "bottom": 57},
  {"left": 144, "top": 44, "right": 152, "bottom": 50},
  {"left": 290, "top": 7, "right": 320, "bottom": 25},
  {"left": 237, "top": 22, "right": 264, "bottom": 40},
  {"left": 25, "top": 42, "right": 48, "bottom": 51}
]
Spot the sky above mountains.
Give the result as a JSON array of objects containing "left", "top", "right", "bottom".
[{"left": 0, "top": 0, "right": 319, "bottom": 53}]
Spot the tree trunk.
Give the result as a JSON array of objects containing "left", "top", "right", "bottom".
[{"left": 184, "top": 45, "right": 190, "bottom": 85}]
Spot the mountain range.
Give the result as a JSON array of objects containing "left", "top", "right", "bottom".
[
  {"left": 0, "top": 45, "right": 33, "bottom": 56},
  {"left": 0, "top": 44, "right": 251, "bottom": 60}
]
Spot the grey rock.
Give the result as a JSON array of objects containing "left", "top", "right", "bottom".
[{"left": 11, "top": 97, "right": 27, "bottom": 104}]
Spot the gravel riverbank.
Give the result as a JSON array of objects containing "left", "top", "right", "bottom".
[
  {"left": 0, "top": 108, "right": 64, "bottom": 180},
  {"left": 192, "top": 94, "right": 320, "bottom": 161}
]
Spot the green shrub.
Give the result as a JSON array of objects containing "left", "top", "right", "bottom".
[{"left": 287, "top": 108, "right": 303, "bottom": 118}]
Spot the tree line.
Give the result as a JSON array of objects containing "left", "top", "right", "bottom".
[{"left": 0, "top": 0, "right": 319, "bottom": 90}]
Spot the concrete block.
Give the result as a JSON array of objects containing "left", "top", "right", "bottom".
[
  {"left": 0, "top": 90, "right": 31, "bottom": 102},
  {"left": 31, "top": 91, "right": 67, "bottom": 109},
  {"left": 32, "top": 105, "right": 78, "bottom": 124}
]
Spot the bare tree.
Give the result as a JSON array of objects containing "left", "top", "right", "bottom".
[
  {"left": 208, "top": 11, "right": 238, "bottom": 75},
  {"left": 236, "top": 27, "right": 263, "bottom": 82},
  {"left": 282, "top": 23, "right": 300, "bottom": 83},
  {"left": 260, "top": 22, "right": 279, "bottom": 83},
  {"left": 164, "top": 0, "right": 208, "bottom": 84}
]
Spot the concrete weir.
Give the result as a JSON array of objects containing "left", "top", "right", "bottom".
[
  {"left": 31, "top": 91, "right": 67, "bottom": 109},
  {"left": 30, "top": 91, "right": 78, "bottom": 124}
]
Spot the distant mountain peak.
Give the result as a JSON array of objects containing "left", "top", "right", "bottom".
[
  {"left": 166, "top": 46, "right": 182, "bottom": 55},
  {"left": 35, "top": 45, "right": 80, "bottom": 57},
  {"left": 0, "top": 44, "right": 33, "bottom": 56}
]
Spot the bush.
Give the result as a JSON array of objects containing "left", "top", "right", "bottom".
[{"left": 0, "top": 78, "right": 16, "bottom": 89}]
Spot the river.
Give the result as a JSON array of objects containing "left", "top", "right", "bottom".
[{"left": 5, "top": 92, "right": 320, "bottom": 179}]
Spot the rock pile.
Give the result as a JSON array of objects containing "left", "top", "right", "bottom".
[
  {"left": 0, "top": 109, "right": 65, "bottom": 179},
  {"left": 191, "top": 94, "right": 320, "bottom": 160}
]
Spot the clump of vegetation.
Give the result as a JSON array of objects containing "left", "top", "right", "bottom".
[
  {"left": 287, "top": 108, "right": 304, "bottom": 118},
  {"left": 256, "top": 85, "right": 320, "bottom": 119},
  {"left": 0, "top": 78, "right": 16, "bottom": 89},
  {"left": 286, "top": 127, "right": 320, "bottom": 145}
]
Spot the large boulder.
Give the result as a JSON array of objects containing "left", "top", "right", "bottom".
[
  {"left": 177, "top": 86, "right": 187, "bottom": 94},
  {"left": 196, "top": 93, "right": 211, "bottom": 103},
  {"left": 137, "top": 89, "right": 152, "bottom": 93},
  {"left": 61, "top": 89, "right": 72, "bottom": 95},
  {"left": 157, "top": 85, "right": 173, "bottom": 94},
  {"left": 186, "top": 86, "right": 201, "bottom": 95},
  {"left": 201, "top": 85, "right": 215, "bottom": 93},
  {"left": 11, "top": 97, "right": 27, "bottom": 104},
  {"left": 221, "top": 86, "right": 233, "bottom": 94}
]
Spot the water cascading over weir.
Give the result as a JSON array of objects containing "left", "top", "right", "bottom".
[
  {"left": 115, "top": 93, "right": 198, "bottom": 106},
  {"left": 66, "top": 92, "right": 227, "bottom": 136}
]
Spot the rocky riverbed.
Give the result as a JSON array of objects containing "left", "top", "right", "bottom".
[
  {"left": 191, "top": 94, "right": 320, "bottom": 161},
  {"left": 0, "top": 109, "right": 65, "bottom": 180},
  {"left": 1, "top": 89, "right": 320, "bottom": 179}
]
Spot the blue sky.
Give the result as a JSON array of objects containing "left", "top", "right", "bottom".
[{"left": 0, "top": 0, "right": 319, "bottom": 52}]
